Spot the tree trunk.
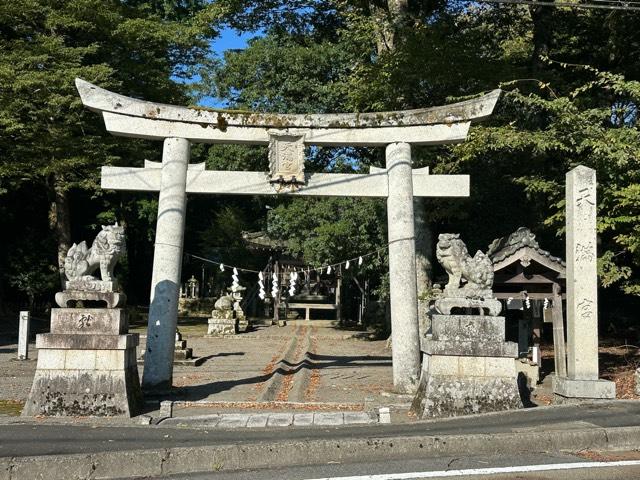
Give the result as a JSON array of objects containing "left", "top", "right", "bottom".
[
  {"left": 529, "top": 3, "right": 553, "bottom": 69},
  {"left": 414, "top": 198, "right": 433, "bottom": 296},
  {"left": 370, "top": 0, "right": 436, "bottom": 306},
  {"left": 414, "top": 197, "right": 433, "bottom": 333},
  {"left": 48, "top": 176, "right": 72, "bottom": 290}
]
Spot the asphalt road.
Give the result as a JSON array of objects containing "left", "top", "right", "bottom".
[
  {"left": 115, "top": 453, "right": 640, "bottom": 480},
  {"left": 2, "top": 401, "right": 639, "bottom": 458}
]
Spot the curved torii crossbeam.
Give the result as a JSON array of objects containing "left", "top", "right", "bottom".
[
  {"left": 76, "top": 78, "right": 501, "bottom": 392},
  {"left": 76, "top": 78, "right": 500, "bottom": 145}
]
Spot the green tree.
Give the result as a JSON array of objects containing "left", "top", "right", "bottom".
[{"left": 0, "top": 0, "right": 214, "bottom": 307}]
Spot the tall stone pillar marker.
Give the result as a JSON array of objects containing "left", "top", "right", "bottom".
[
  {"left": 142, "top": 137, "right": 190, "bottom": 390},
  {"left": 553, "top": 165, "right": 615, "bottom": 401},
  {"left": 386, "top": 142, "right": 421, "bottom": 393},
  {"left": 18, "top": 311, "right": 30, "bottom": 360}
]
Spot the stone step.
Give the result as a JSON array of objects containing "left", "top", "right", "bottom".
[{"left": 158, "top": 411, "right": 376, "bottom": 429}]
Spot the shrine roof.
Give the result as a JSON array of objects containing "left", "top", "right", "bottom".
[
  {"left": 241, "top": 231, "right": 289, "bottom": 251},
  {"left": 487, "top": 227, "right": 565, "bottom": 274}
]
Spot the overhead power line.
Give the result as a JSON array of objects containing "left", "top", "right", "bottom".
[{"left": 477, "top": 0, "right": 640, "bottom": 10}]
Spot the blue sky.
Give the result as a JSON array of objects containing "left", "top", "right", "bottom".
[
  {"left": 213, "top": 27, "right": 255, "bottom": 51},
  {"left": 195, "top": 27, "right": 258, "bottom": 108}
]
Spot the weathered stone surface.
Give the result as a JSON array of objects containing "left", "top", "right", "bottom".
[
  {"left": 268, "top": 132, "right": 306, "bottom": 188},
  {"left": 207, "top": 318, "right": 236, "bottom": 336},
  {"left": 77, "top": 78, "right": 501, "bottom": 130},
  {"left": 266, "top": 413, "right": 294, "bottom": 427},
  {"left": 63, "top": 223, "right": 125, "bottom": 283},
  {"left": 103, "top": 111, "right": 473, "bottom": 146},
  {"left": 217, "top": 414, "right": 249, "bottom": 428},
  {"left": 173, "top": 348, "right": 193, "bottom": 360},
  {"left": 313, "top": 412, "right": 344, "bottom": 426},
  {"left": 22, "top": 365, "right": 142, "bottom": 417},
  {"left": 434, "top": 296, "right": 502, "bottom": 317},
  {"left": 65, "top": 279, "right": 119, "bottom": 292},
  {"left": 436, "top": 233, "right": 494, "bottom": 295},
  {"left": 55, "top": 289, "right": 126, "bottom": 308},
  {"left": 432, "top": 233, "right": 503, "bottom": 316},
  {"left": 424, "top": 339, "right": 518, "bottom": 358},
  {"left": 412, "top": 375, "right": 521, "bottom": 418},
  {"left": 636, "top": 368, "right": 640, "bottom": 396},
  {"left": 553, "top": 376, "right": 615, "bottom": 400},
  {"left": 565, "top": 166, "right": 600, "bottom": 381},
  {"left": 293, "top": 413, "right": 314, "bottom": 426},
  {"left": 102, "top": 167, "right": 471, "bottom": 199},
  {"left": 386, "top": 142, "right": 421, "bottom": 393},
  {"left": 246, "top": 414, "right": 270, "bottom": 428},
  {"left": 50, "top": 308, "right": 128, "bottom": 335},
  {"left": 431, "top": 315, "right": 506, "bottom": 341},
  {"left": 36, "top": 333, "right": 138, "bottom": 350},
  {"left": 413, "top": 310, "right": 520, "bottom": 417},
  {"left": 552, "top": 166, "right": 616, "bottom": 401},
  {"left": 142, "top": 137, "right": 190, "bottom": 390},
  {"left": 343, "top": 412, "right": 374, "bottom": 425}
]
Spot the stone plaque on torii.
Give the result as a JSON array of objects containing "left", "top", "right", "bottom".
[{"left": 76, "top": 78, "right": 500, "bottom": 393}]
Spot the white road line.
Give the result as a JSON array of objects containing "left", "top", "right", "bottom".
[{"left": 304, "top": 460, "right": 640, "bottom": 480}]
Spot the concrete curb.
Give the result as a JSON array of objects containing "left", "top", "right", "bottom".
[{"left": 2, "top": 425, "right": 639, "bottom": 480}]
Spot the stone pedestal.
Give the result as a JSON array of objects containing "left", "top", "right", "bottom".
[
  {"left": 552, "top": 376, "right": 615, "bottom": 402},
  {"left": 237, "top": 315, "right": 249, "bottom": 333},
  {"left": 411, "top": 314, "right": 521, "bottom": 418},
  {"left": 23, "top": 308, "right": 142, "bottom": 417},
  {"left": 174, "top": 330, "right": 193, "bottom": 362},
  {"left": 207, "top": 310, "right": 236, "bottom": 336}
]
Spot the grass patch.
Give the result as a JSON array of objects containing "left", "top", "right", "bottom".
[{"left": 0, "top": 400, "right": 24, "bottom": 416}]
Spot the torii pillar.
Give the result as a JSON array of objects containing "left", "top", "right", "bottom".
[{"left": 76, "top": 79, "right": 500, "bottom": 393}]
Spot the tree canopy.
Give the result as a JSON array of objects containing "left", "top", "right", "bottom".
[{"left": 2, "top": 0, "right": 639, "bottom": 323}]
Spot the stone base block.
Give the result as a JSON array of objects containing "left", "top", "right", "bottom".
[
  {"left": 424, "top": 339, "right": 518, "bottom": 357},
  {"left": 174, "top": 348, "right": 193, "bottom": 360},
  {"left": 434, "top": 297, "right": 502, "bottom": 317},
  {"left": 552, "top": 376, "right": 616, "bottom": 401},
  {"left": 51, "top": 308, "right": 128, "bottom": 335},
  {"left": 207, "top": 318, "right": 236, "bottom": 336},
  {"left": 36, "top": 333, "right": 138, "bottom": 350},
  {"left": 55, "top": 290, "right": 126, "bottom": 309},
  {"left": 411, "top": 373, "right": 522, "bottom": 418},
  {"left": 237, "top": 319, "right": 249, "bottom": 333},
  {"left": 431, "top": 314, "right": 506, "bottom": 341},
  {"left": 23, "top": 346, "right": 142, "bottom": 417}
]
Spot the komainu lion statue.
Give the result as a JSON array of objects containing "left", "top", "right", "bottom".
[
  {"left": 64, "top": 223, "right": 125, "bottom": 282},
  {"left": 436, "top": 233, "right": 494, "bottom": 293}
]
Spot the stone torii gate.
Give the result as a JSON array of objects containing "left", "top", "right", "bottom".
[{"left": 76, "top": 79, "right": 500, "bottom": 393}]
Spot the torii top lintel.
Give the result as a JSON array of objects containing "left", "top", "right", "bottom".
[{"left": 75, "top": 79, "right": 500, "bottom": 147}]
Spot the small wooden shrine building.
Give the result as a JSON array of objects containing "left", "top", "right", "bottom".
[{"left": 487, "top": 227, "right": 566, "bottom": 384}]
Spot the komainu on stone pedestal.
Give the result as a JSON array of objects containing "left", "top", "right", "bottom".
[
  {"left": 434, "top": 234, "right": 501, "bottom": 316},
  {"left": 207, "top": 284, "right": 249, "bottom": 336},
  {"left": 412, "top": 233, "right": 522, "bottom": 418},
  {"left": 23, "top": 223, "right": 142, "bottom": 417}
]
